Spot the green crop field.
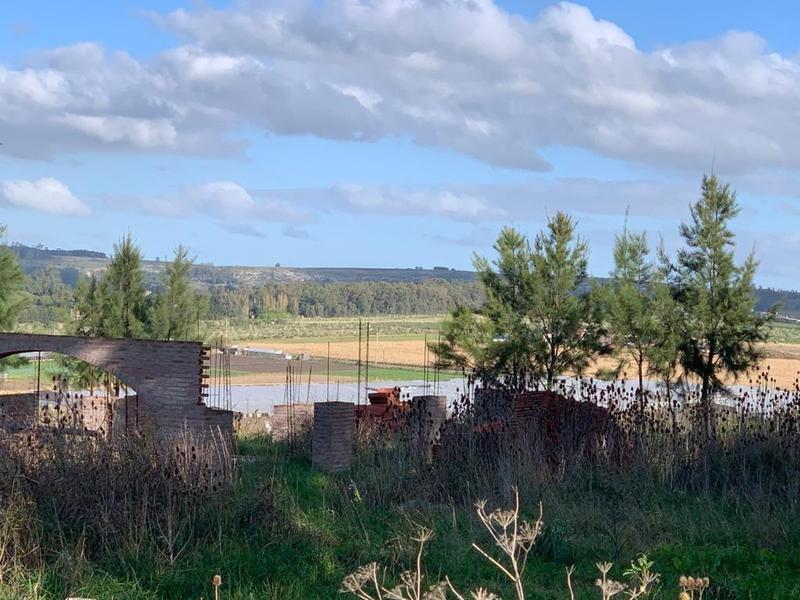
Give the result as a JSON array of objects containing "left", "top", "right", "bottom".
[
  {"left": 768, "top": 321, "right": 800, "bottom": 344},
  {"left": 209, "top": 314, "right": 446, "bottom": 343}
]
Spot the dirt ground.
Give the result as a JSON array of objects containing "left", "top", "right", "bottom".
[
  {"left": 587, "top": 344, "right": 800, "bottom": 390},
  {"left": 244, "top": 338, "right": 431, "bottom": 367},
  {"left": 5, "top": 340, "right": 798, "bottom": 392},
  {"left": 244, "top": 338, "right": 800, "bottom": 390}
]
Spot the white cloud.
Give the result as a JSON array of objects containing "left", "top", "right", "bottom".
[
  {"left": 2, "top": 2, "right": 800, "bottom": 173},
  {"left": 0, "top": 178, "right": 91, "bottom": 216},
  {"left": 327, "top": 184, "right": 508, "bottom": 221},
  {"left": 250, "top": 177, "right": 693, "bottom": 222},
  {"left": 54, "top": 114, "right": 178, "bottom": 148},
  {"left": 114, "top": 180, "right": 308, "bottom": 223}
]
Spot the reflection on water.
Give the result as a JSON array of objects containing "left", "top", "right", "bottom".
[
  {"left": 214, "top": 376, "right": 793, "bottom": 416},
  {"left": 214, "top": 378, "right": 468, "bottom": 414}
]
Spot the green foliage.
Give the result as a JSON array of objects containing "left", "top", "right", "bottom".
[
  {"left": 151, "top": 245, "right": 204, "bottom": 341},
  {"left": 207, "top": 279, "right": 485, "bottom": 320},
  {"left": 102, "top": 234, "right": 149, "bottom": 338},
  {"left": 434, "top": 215, "right": 606, "bottom": 390},
  {"left": 672, "top": 176, "right": 772, "bottom": 407},
  {"left": 605, "top": 221, "right": 659, "bottom": 397},
  {"left": 0, "top": 225, "right": 26, "bottom": 331},
  {"left": 19, "top": 267, "right": 72, "bottom": 325},
  {"left": 73, "top": 274, "right": 105, "bottom": 336},
  {"left": 3, "top": 436, "right": 799, "bottom": 599}
]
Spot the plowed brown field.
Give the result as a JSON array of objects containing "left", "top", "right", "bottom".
[{"left": 245, "top": 338, "right": 800, "bottom": 389}]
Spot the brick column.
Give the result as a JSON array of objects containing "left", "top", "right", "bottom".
[
  {"left": 410, "top": 395, "right": 447, "bottom": 459},
  {"left": 312, "top": 402, "right": 355, "bottom": 473}
]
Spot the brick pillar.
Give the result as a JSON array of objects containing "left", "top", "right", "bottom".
[
  {"left": 410, "top": 395, "right": 447, "bottom": 459},
  {"left": 312, "top": 402, "right": 355, "bottom": 473}
]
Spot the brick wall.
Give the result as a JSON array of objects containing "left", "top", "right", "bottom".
[
  {"left": 0, "top": 393, "right": 37, "bottom": 430},
  {"left": 0, "top": 333, "right": 207, "bottom": 438},
  {"left": 312, "top": 402, "right": 354, "bottom": 473},
  {"left": 271, "top": 403, "right": 315, "bottom": 441},
  {"left": 410, "top": 395, "right": 447, "bottom": 459},
  {"left": 205, "top": 407, "right": 234, "bottom": 442}
]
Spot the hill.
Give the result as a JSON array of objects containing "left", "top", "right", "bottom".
[
  {"left": 9, "top": 243, "right": 475, "bottom": 287},
  {"left": 8, "top": 242, "right": 800, "bottom": 319}
]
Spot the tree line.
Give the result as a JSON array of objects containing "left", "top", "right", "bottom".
[
  {"left": 207, "top": 280, "right": 485, "bottom": 319},
  {"left": 432, "top": 175, "right": 772, "bottom": 432},
  {"left": 10, "top": 264, "right": 486, "bottom": 324}
]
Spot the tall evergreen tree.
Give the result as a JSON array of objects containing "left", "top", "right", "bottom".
[
  {"left": 152, "top": 245, "right": 203, "bottom": 340},
  {"left": 675, "top": 175, "right": 772, "bottom": 432},
  {"left": 433, "top": 214, "right": 605, "bottom": 391},
  {"left": 606, "top": 219, "right": 658, "bottom": 401},
  {"left": 527, "top": 212, "right": 606, "bottom": 390},
  {"left": 647, "top": 243, "right": 683, "bottom": 407},
  {"left": 102, "top": 234, "right": 148, "bottom": 339},
  {"left": 0, "top": 225, "right": 26, "bottom": 331},
  {"left": 74, "top": 273, "right": 106, "bottom": 337}
]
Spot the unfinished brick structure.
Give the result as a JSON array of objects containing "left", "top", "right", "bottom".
[
  {"left": 0, "top": 393, "right": 37, "bottom": 430},
  {"left": 271, "top": 403, "right": 315, "bottom": 441},
  {"left": 312, "top": 402, "right": 354, "bottom": 473},
  {"left": 409, "top": 395, "right": 447, "bottom": 459},
  {"left": 0, "top": 332, "right": 226, "bottom": 439}
]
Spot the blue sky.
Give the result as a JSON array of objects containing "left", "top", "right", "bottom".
[{"left": 1, "top": 1, "right": 800, "bottom": 288}]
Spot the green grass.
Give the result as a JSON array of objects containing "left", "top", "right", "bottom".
[
  {"left": 0, "top": 358, "right": 58, "bottom": 380},
  {"left": 768, "top": 320, "right": 800, "bottom": 344},
  {"left": 205, "top": 314, "right": 446, "bottom": 342},
  {"left": 328, "top": 366, "right": 444, "bottom": 381},
  {"left": 6, "top": 436, "right": 800, "bottom": 599},
  {"left": 13, "top": 314, "right": 800, "bottom": 347}
]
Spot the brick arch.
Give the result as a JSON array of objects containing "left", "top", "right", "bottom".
[{"left": 0, "top": 332, "right": 207, "bottom": 435}]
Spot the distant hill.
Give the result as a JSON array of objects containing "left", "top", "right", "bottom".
[
  {"left": 8, "top": 242, "right": 800, "bottom": 319},
  {"left": 10, "top": 243, "right": 106, "bottom": 261},
  {"left": 8, "top": 243, "right": 475, "bottom": 287}
]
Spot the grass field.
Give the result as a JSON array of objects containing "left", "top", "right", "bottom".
[
  {"left": 5, "top": 434, "right": 798, "bottom": 599},
  {"left": 768, "top": 320, "right": 800, "bottom": 344},
  {"left": 209, "top": 314, "right": 446, "bottom": 343},
  {"left": 6, "top": 316, "right": 800, "bottom": 390}
]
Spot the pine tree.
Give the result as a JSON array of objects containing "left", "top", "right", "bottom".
[
  {"left": 74, "top": 273, "right": 106, "bottom": 336},
  {"left": 433, "top": 214, "right": 606, "bottom": 391},
  {"left": 102, "top": 234, "right": 148, "bottom": 339},
  {"left": 0, "top": 225, "right": 26, "bottom": 331},
  {"left": 675, "top": 175, "right": 772, "bottom": 433},
  {"left": 528, "top": 212, "right": 606, "bottom": 390},
  {"left": 152, "top": 245, "right": 203, "bottom": 340},
  {"left": 606, "top": 219, "right": 658, "bottom": 402},
  {"left": 646, "top": 243, "right": 683, "bottom": 396}
]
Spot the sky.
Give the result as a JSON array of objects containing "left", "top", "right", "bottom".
[{"left": 2, "top": 1, "right": 800, "bottom": 288}]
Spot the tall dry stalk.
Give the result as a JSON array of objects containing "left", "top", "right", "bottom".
[{"left": 472, "top": 488, "right": 541, "bottom": 600}]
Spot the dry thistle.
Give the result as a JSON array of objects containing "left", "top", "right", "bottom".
[
  {"left": 212, "top": 573, "right": 222, "bottom": 600},
  {"left": 472, "top": 488, "right": 542, "bottom": 600},
  {"left": 678, "top": 574, "right": 710, "bottom": 599}
]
